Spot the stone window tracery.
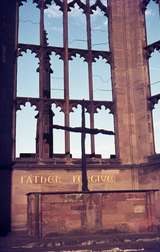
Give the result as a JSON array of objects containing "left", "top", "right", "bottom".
[
  {"left": 16, "top": 0, "right": 115, "bottom": 159},
  {"left": 143, "top": 0, "right": 160, "bottom": 154}
]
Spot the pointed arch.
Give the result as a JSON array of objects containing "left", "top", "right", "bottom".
[
  {"left": 16, "top": 102, "right": 37, "bottom": 157},
  {"left": 17, "top": 50, "right": 39, "bottom": 97},
  {"left": 18, "top": 0, "right": 40, "bottom": 44},
  {"left": 94, "top": 106, "right": 115, "bottom": 158},
  {"left": 145, "top": 0, "right": 160, "bottom": 44}
]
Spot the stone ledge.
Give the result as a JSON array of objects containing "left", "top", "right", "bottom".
[{"left": 0, "top": 232, "right": 160, "bottom": 252}]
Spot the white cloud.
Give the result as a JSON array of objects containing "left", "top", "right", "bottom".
[
  {"left": 45, "top": 1, "right": 107, "bottom": 19},
  {"left": 90, "top": 0, "right": 107, "bottom": 6},
  {"left": 100, "top": 0, "right": 107, "bottom": 6},
  {"left": 145, "top": 9, "right": 154, "bottom": 17},
  {"left": 44, "top": 4, "right": 62, "bottom": 19},
  {"left": 69, "top": 4, "right": 84, "bottom": 17},
  {"left": 92, "top": 8, "right": 102, "bottom": 16},
  {"left": 45, "top": 3, "right": 85, "bottom": 20},
  {"left": 104, "top": 19, "right": 108, "bottom": 26},
  {"left": 49, "top": 26, "right": 63, "bottom": 33},
  {"left": 150, "top": 67, "right": 160, "bottom": 71}
]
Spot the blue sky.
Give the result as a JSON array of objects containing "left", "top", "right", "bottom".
[{"left": 16, "top": 0, "right": 160, "bottom": 158}]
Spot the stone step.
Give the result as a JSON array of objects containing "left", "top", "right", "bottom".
[{"left": 0, "top": 232, "right": 160, "bottom": 252}]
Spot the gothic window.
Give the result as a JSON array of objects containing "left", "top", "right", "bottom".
[
  {"left": 17, "top": 51, "right": 39, "bottom": 97},
  {"left": 144, "top": 0, "right": 160, "bottom": 154},
  {"left": 50, "top": 53, "right": 64, "bottom": 99},
  {"left": 145, "top": 0, "right": 160, "bottom": 96},
  {"left": 19, "top": 0, "right": 40, "bottom": 44},
  {"left": 148, "top": 51, "right": 160, "bottom": 96},
  {"left": 16, "top": 103, "right": 37, "bottom": 157},
  {"left": 44, "top": 2, "right": 63, "bottom": 46},
  {"left": 16, "top": 0, "right": 115, "bottom": 159},
  {"left": 145, "top": 0, "right": 160, "bottom": 44},
  {"left": 152, "top": 102, "right": 160, "bottom": 153}
]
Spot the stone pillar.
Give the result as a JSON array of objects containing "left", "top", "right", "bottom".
[
  {"left": 0, "top": 0, "right": 17, "bottom": 234},
  {"left": 109, "top": 0, "right": 155, "bottom": 164},
  {"left": 0, "top": 0, "right": 17, "bottom": 165},
  {"left": 36, "top": 29, "right": 53, "bottom": 160}
]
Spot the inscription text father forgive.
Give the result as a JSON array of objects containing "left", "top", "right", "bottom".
[{"left": 20, "top": 174, "right": 116, "bottom": 184}]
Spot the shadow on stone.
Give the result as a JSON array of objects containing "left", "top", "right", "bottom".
[{"left": 0, "top": 168, "right": 11, "bottom": 236}]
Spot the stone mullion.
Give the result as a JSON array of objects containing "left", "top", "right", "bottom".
[
  {"left": 86, "top": 0, "right": 95, "bottom": 155},
  {"left": 13, "top": 1, "right": 20, "bottom": 160},
  {"left": 0, "top": 0, "right": 17, "bottom": 235},
  {"left": 0, "top": 0, "right": 17, "bottom": 165},
  {"left": 63, "top": 0, "right": 70, "bottom": 155},
  {"left": 36, "top": 0, "right": 53, "bottom": 159}
]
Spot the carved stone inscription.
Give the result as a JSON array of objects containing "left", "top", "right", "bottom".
[{"left": 20, "top": 174, "right": 116, "bottom": 185}]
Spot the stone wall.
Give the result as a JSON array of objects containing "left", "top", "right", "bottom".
[
  {"left": 27, "top": 191, "right": 159, "bottom": 238},
  {"left": 11, "top": 164, "right": 160, "bottom": 232},
  {"left": 12, "top": 167, "right": 133, "bottom": 230}
]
